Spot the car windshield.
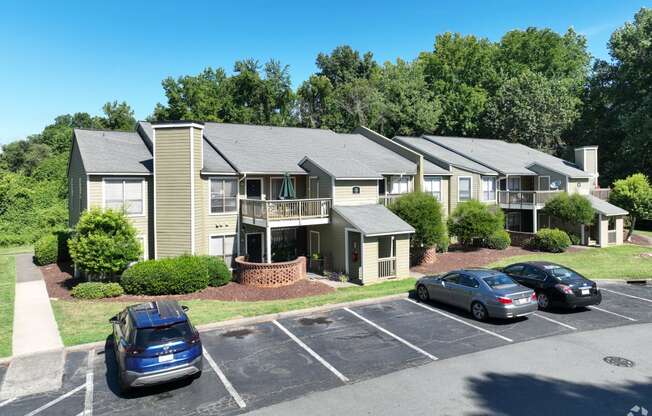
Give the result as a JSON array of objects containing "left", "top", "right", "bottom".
[
  {"left": 482, "top": 274, "right": 517, "bottom": 289},
  {"left": 135, "top": 322, "right": 193, "bottom": 347},
  {"left": 545, "top": 266, "right": 583, "bottom": 283}
]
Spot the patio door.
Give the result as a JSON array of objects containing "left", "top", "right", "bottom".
[
  {"left": 246, "top": 178, "right": 262, "bottom": 200},
  {"left": 309, "top": 177, "right": 320, "bottom": 198},
  {"left": 346, "top": 230, "right": 362, "bottom": 280},
  {"left": 246, "top": 233, "right": 263, "bottom": 263}
]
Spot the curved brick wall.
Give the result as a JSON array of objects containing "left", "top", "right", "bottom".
[{"left": 235, "top": 256, "right": 307, "bottom": 288}]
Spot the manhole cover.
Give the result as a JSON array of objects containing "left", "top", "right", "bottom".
[{"left": 603, "top": 356, "right": 635, "bottom": 367}]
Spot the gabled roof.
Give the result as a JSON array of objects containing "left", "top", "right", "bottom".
[
  {"left": 202, "top": 141, "right": 236, "bottom": 174},
  {"left": 202, "top": 123, "right": 422, "bottom": 176},
  {"left": 299, "top": 156, "right": 381, "bottom": 180},
  {"left": 394, "top": 136, "right": 498, "bottom": 175},
  {"left": 587, "top": 195, "right": 628, "bottom": 217},
  {"left": 423, "top": 135, "right": 591, "bottom": 178},
  {"left": 74, "top": 128, "right": 153, "bottom": 174},
  {"left": 333, "top": 204, "right": 415, "bottom": 237}
]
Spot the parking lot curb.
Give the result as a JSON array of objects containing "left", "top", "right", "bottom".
[
  {"left": 597, "top": 279, "right": 651, "bottom": 285},
  {"left": 3, "top": 292, "right": 411, "bottom": 362}
]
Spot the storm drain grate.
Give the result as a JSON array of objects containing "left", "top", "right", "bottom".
[{"left": 603, "top": 356, "right": 635, "bottom": 367}]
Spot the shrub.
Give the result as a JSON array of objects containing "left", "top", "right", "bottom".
[
  {"left": 485, "top": 229, "right": 511, "bottom": 250},
  {"left": 121, "top": 255, "right": 209, "bottom": 295},
  {"left": 543, "top": 193, "right": 594, "bottom": 225},
  {"left": 389, "top": 192, "right": 448, "bottom": 252},
  {"left": 71, "top": 282, "right": 124, "bottom": 299},
  {"left": 609, "top": 173, "right": 652, "bottom": 240},
  {"left": 34, "top": 234, "right": 58, "bottom": 265},
  {"left": 448, "top": 200, "right": 504, "bottom": 247},
  {"left": 54, "top": 229, "right": 73, "bottom": 262},
  {"left": 68, "top": 209, "right": 141, "bottom": 279},
  {"left": 567, "top": 232, "right": 581, "bottom": 245},
  {"left": 198, "top": 255, "right": 232, "bottom": 287},
  {"left": 531, "top": 228, "right": 571, "bottom": 253}
]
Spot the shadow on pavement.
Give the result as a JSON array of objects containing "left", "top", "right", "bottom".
[{"left": 466, "top": 372, "right": 652, "bottom": 416}]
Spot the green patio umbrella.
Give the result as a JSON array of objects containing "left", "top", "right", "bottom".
[{"left": 279, "top": 172, "right": 296, "bottom": 199}]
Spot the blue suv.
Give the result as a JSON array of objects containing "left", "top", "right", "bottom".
[{"left": 109, "top": 301, "right": 203, "bottom": 392}]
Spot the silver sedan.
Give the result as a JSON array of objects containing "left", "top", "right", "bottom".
[{"left": 416, "top": 269, "right": 538, "bottom": 321}]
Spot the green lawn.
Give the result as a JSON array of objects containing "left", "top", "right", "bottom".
[
  {"left": 490, "top": 244, "right": 652, "bottom": 280},
  {"left": 0, "top": 256, "right": 16, "bottom": 358},
  {"left": 0, "top": 245, "right": 33, "bottom": 256},
  {"left": 51, "top": 278, "right": 416, "bottom": 347}
]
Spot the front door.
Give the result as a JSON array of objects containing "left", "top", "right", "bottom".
[
  {"left": 347, "top": 231, "right": 362, "bottom": 280},
  {"left": 246, "top": 179, "right": 262, "bottom": 200},
  {"left": 246, "top": 233, "right": 263, "bottom": 263}
]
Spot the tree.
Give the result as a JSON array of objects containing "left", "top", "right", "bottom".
[
  {"left": 447, "top": 201, "right": 505, "bottom": 247},
  {"left": 297, "top": 75, "right": 333, "bottom": 128},
  {"left": 609, "top": 173, "right": 652, "bottom": 240},
  {"left": 484, "top": 70, "right": 581, "bottom": 153},
  {"left": 542, "top": 193, "right": 595, "bottom": 225},
  {"left": 99, "top": 101, "right": 136, "bottom": 131},
  {"left": 68, "top": 208, "right": 141, "bottom": 279},
  {"left": 315, "top": 45, "right": 378, "bottom": 87},
  {"left": 389, "top": 192, "right": 448, "bottom": 253}
]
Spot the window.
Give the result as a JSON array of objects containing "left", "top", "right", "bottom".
[
  {"left": 507, "top": 177, "right": 521, "bottom": 191},
  {"left": 539, "top": 176, "right": 550, "bottom": 191},
  {"left": 506, "top": 212, "right": 522, "bottom": 231},
  {"left": 524, "top": 266, "right": 547, "bottom": 281},
  {"left": 443, "top": 273, "right": 461, "bottom": 284},
  {"left": 504, "top": 265, "right": 525, "bottom": 276},
  {"left": 210, "top": 178, "right": 238, "bottom": 214},
  {"left": 389, "top": 176, "right": 410, "bottom": 194},
  {"left": 481, "top": 177, "right": 496, "bottom": 201},
  {"left": 460, "top": 275, "right": 480, "bottom": 288},
  {"left": 458, "top": 177, "right": 471, "bottom": 201},
  {"left": 104, "top": 179, "right": 143, "bottom": 215},
  {"left": 352, "top": 186, "right": 360, "bottom": 194},
  {"left": 424, "top": 177, "right": 442, "bottom": 201},
  {"left": 209, "top": 234, "right": 236, "bottom": 267}
]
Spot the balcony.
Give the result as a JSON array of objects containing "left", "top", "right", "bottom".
[
  {"left": 379, "top": 194, "right": 403, "bottom": 207},
  {"left": 498, "top": 190, "right": 561, "bottom": 210},
  {"left": 240, "top": 198, "right": 332, "bottom": 227},
  {"left": 378, "top": 257, "right": 397, "bottom": 279}
]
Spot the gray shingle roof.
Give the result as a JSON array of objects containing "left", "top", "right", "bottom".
[
  {"left": 203, "top": 123, "right": 421, "bottom": 176},
  {"left": 333, "top": 205, "right": 415, "bottom": 237},
  {"left": 300, "top": 156, "right": 381, "bottom": 179},
  {"left": 423, "top": 135, "right": 590, "bottom": 178},
  {"left": 395, "top": 136, "right": 498, "bottom": 175},
  {"left": 587, "top": 195, "right": 629, "bottom": 216},
  {"left": 74, "top": 129, "right": 153, "bottom": 174},
  {"left": 203, "top": 141, "right": 236, "bottom": 174}
]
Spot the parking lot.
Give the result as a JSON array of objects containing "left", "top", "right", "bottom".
[{"left": 1, "top": 281, "right": 652, "bottom": 416}]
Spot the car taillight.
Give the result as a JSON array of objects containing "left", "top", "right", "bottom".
[
  {"left": 125, "top": 346, "right": 144, "bottom": 356},
  {"left": 556, "top": 284, "right": 574, "bottom": 295},
  {"left": 530, "top": 292, "right": 537, "bottom": 301},
  {"left": 189, "top": 332, "right": 201, "bottom": 345},
  {"left": 497, "top": 296, "right": 513, "bottom": 305}
]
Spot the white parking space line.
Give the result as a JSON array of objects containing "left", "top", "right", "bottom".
[
  {"left": 532, "top": 313, "right": 577, "bottom": 331},
  {"left": 343, "top": 307, "right": 438, "bottom": 361},
  {"left": 0, "top": 397, "right": 17, "bottom": 407},
  {"left": 24, "top": 384, "right": 85, "bottom": 416},
  {"left": 589, "top": 306, "right": 638, "bottom": 322},
  {"left": 272, "top": 320, "right": 350, "bottom": 383},
  {"left": 405, "top": 299, "right": 514, "bottom": 343},
  {"left": 202, "top": 347, "right": 246, "bottom": 409},
  {"left": 601, "top": 288, "right": 652, "bottom": 304},
  {"left": 83, "top": 349, "right": 94, "bottom": 416}
]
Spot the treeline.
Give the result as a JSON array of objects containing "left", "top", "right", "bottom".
[{"left": 1, "top": 8, "right": 650, "bottom": 246}]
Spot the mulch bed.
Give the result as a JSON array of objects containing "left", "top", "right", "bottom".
[
  {"left": 411, "top": 245, "right": 582, "bottom": 275},
  {"left": 40, "top": 262, "right": 335, "bottom": 303},
  {"left": 631, "top": 234, "right": 652, "bottom": 247}
]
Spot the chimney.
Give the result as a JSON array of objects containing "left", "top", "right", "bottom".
[
  {"left": 152, "top": 122, "right": 204, "bottom": 258},
  {"left": 574, "top": 146, "right": 599, "bottom": 187}
]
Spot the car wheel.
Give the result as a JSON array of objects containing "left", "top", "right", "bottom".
[
  {"left": 416, "top": 285, "right": 429, "bottom": 302},
  {"left": 537, "top": 293, "right": 550, "bottom": 310},
  {"left": 471, "top": 302, "right": 488, "bottom": 321}
]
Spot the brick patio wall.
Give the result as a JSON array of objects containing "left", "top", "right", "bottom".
[{"left": 235, "top": 256, "right": 307, "bottom": 288}]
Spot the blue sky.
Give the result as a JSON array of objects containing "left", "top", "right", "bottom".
[{"left": 0, "top": 0, "right": 645, "bottom": 144}]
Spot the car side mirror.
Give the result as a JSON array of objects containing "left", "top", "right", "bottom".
[
  {"left": 109, "top": 315, "right": 119, "bottom": 324},
  {"left": 181, "top": 305, "right": 189, "bottom": 312}
]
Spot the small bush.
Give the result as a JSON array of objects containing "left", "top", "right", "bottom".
[
  {"left": 532, "top": 228, "right": 571, "bottom": 253},
  {"left": 543, "top": 193, "right": 594, "bottom": 225},
  {"left": 485, "top": 229, "right": 511, "bottom": 250},
  {"left": 34, "top": 234, "right": 58, "bottom": 265},
  {"left": 71, "top": 282, "right": 124, "bottom": 299},
  {"left": 567, "top": 232, "right": 581, "bottom": 245},
  {"left": 448, "top": 201, "right": 505, "bottom": 247},
  {"left": 389, "top": 192, "right": 448, "bottom": 253},
  {"left": 199, "top": 255, "right": 232, "bottom": 287},
  {"left": 121, "top": 255, "right": 209, "bottom": 295}
]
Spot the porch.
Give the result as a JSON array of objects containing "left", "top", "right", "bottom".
[
  {"left": 241, "top": 198, "right": 332, "bottom": 227},
  {"left": 498, "top": 190, "right": 562, "bottom": 209}
]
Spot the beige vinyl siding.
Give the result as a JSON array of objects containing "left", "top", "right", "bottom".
[
  {"left": 395, "top": 234, "right": 410, "bottom": 277},
  {"left": 193, "top": 127, "right": 206, "bottom": 255},
  {"left": 300, "top": 159, "right": 333, "bottom": 198},
  {"left": 362, "top": 236, "right": 378, "bottom": 283},
  {"left": 307, "top": 211, "right": 349, "bottom": 273},
  {"left": 333, "top": 180, "right": 377, "bottom": 206},
  {"left": 155, "top": 128, "right": 192, "bottom": 257},
  {"left": 202, "top": 175, "right": 239, "bottom": 255},
  {"left": 68, "top": 142, "right": 86, "bottom": 227},
  {"left": 568, "top": 178, "right": 590, "bottom": 195},
  {"left": 448, "top": 167, "right": 481, "bottom": 214}
]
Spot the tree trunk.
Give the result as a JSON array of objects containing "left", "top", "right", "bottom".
[{"left": 627, "top": 216, "right": 636, "bottom": 242}]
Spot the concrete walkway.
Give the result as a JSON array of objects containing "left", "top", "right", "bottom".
[{"left": 0, "top": 254, "right": 64, "bottom": 400}]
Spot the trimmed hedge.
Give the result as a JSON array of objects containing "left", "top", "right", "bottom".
[
  {"left": 485, "top": 229, "right": 511, "bottom": 250},
  {"left": 198, "top": 256, "right": 232, "bottom": 287},
  {"left": 71, "top": 282, "right": 124, "bottom": 299},
  {"left": 34, "top": 234, "right": 58, "bottom": 266},
  {"left": 121, "top": 255, "right": 210, "bottom": 295},
  {"left": 531, "top": 228, "right": 571, "bottom": 253}
]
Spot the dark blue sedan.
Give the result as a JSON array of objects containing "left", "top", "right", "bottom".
[{"left": 110, "top": 300, "right": 203, "bottom": 393}]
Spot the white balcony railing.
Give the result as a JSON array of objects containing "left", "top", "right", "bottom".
[
  {"left": 498, "top": 190, "right": 561, "bottom": 208},
  {"left": 241, "top": 198, "right": 332, "bottom": 222},
  {"left": 378, "top": 257, "right": 396, "bottom": 278},
  {"left": 379, "top": 194, "right": 403, "bottom": 207}
]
